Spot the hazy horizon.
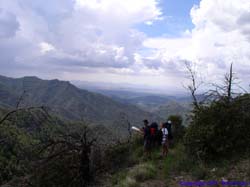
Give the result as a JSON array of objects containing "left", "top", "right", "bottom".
[
  {"left": 0, "top": 0, "right": 250, "bottom": 93},
  {"left": 0, "top": 73, "right": 189, "bottom": 96}
]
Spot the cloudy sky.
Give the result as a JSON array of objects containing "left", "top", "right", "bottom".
[{"left": 0, "top": 0, "right": 250, "bottom": 93}]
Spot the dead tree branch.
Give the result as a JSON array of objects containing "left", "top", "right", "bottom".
[
  {"left": 0, "top": 106, "right": 46, "bottom": 125},
  {"left": 184, "top": 62, "right": 202, "bottom": 109}
]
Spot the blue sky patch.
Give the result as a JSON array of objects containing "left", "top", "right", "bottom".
[{"left": 137, "top": 0, "right": 201, "bottom": 37}]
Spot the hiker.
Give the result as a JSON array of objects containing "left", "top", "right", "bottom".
[
  {"left": 142, "top": 119, "right": 151, "bottom": 157},
  {"left": 160, "top": 122, "right": 169, "bottom": 157},
  {"left": 150, "top": 122, "right": 158, "bottom": 147},
  {"left": 165, "top": 120, "right": 173, "bottom": 146},
  {"left": 156, "top": 125, "right": 163, "bottom": 146}
]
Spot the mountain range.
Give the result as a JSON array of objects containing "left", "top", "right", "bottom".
[
  {"left": 92, "top": 89, "right": 192, "bottom": 124},
  {"left": 0, "top": 75, "right": 159, "bottom": 132}
]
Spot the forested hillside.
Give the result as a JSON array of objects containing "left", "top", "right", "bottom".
[
  {"left": 0, "top": 107, "right": 119, "bottom": 186},
  {"left": 1, "top": 65, "right": 250, "bottom": 187},
  {"left": 0, "top": 75, "right": 159, "bottom": 131}
]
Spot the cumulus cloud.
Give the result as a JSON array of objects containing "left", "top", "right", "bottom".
[
  {"left": 39, "top": 42, "right": 55, "bottom": 54},
  {"left": 0, "top": 0, "right": 250, "bottom": 92},
  {"left": 191, "top": 0, "right": 250, "bottom": 79},
  {"left": 74, "top": 0, "right": 162, "bottom": 24},
  {"left": 144, "top": 0, "right": 250, "bottom": 88},
  {"left": 0, "top": 0, "right": 162, "bottom": 73}
]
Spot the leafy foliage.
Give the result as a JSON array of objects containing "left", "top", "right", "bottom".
[
  {"left": 0, "top": 108, "right": 113, "bottom": 186},
  {"left": 168, "top": 115, "right": 186, "bottom": 143},
  {"left": 0, "top": 109, "right": 47, "bottom": 184},
  {"left": 184, "top": 94, "right": 250, "bottom": 161}
]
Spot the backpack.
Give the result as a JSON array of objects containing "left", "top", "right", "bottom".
[
  {"left": 150, "top": 127, "right": 156, "bottom": 136},
  {"left": 165, "top": 122, "right": 173, "bottom": 140},
  {"left": 156, "top": 129, "right": 163, "bottom": 145},
  {"left": 150, "top": 122, "right": 158, "bottom": 136}
]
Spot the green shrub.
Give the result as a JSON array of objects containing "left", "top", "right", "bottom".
[
  {"left": 115, "top": 162, "right": 156, "bottom": 187},
  {"left": 168, "top": 115, "right": 186, "bottom": 143},
  {"left": 119, "top": 176, "right": 138, "bottom": 187},
  {"left": 184, "top": 94, "right": 250, "bottom": 161},
  {"left": 192, "top": 165, "right": 208, "bottom": 180},
  {"left": 164, "top": 143, "right": 195, "bottom": 176},
  {"left": 128, "top": 163, "right": 156, "bottom": 182},
  {"left": 104, "top": 143, "right": 133, "bottom": 171},
  {"left": 111, "top": 170, "right": 128, "bottom": 185}
]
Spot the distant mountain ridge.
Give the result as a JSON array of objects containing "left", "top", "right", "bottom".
[
  {"left": 93, "top": 89, "right": 192, "bottom": 125},
  {"left": 0, "top": 75, "right": 159, "bottom": 129}
]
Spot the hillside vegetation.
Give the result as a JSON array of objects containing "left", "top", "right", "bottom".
[
  {"left": 101, "top": 95, "right": 250, "bottom": 187},
  {"left": 101, "top": 65, "right": 250, "bottom": 187},
  {"left": 0, "top": 75, "right": 159, "bottom": 133},
  {"left": 104, "top": 141, "right": 250, "bottom": 187},
  {"left": 1, "top": 65, "right": 250, "bottom": 187},
  {"left": 0, "top": 107, "right": 121, "bottom": 186}
]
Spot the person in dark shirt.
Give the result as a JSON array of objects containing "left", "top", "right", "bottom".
[{"left": 142, "top": 119, "right": 151, "bottom": 157}]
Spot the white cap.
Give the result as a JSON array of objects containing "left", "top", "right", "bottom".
[{"left": 168, "top": 120, "right": 172, "bottom": 124}]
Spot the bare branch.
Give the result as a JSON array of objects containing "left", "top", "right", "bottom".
[
  {"left": 209, "top": 63, "right": 241, "bottom": 102},
  {"left": 227, "top": 63, "right": 233, "bottom": 100},
  {"left": 184, "top": 61, "right": 201, "bottom": 109},
  {"left": 0, "top": 106, "right": 45, "bottom": 125}
]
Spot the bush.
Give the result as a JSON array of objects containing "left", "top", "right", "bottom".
[
  {"left": 164, "top": 143, "right": 195, "bottom": 176},
  {"left": 128, "top": 163, "right": 156, "bottom": 182},
  {"left": 119, "top": 177, "right": 138, "bottom": 187},
  {"left": 104, "top": 142, "right": 138, "bottom": 172},
  {"left": 116, "top": 162, "right": 156, "bottom": 187},
  {"left": 104, "top": 143, "right": 129, "bottom": 167},
  {"left": 168, "top": 115, "right": 186, "bottom": 143},
  {"left": 184, "top": 94, "right": 250, "bottom": 161}
]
